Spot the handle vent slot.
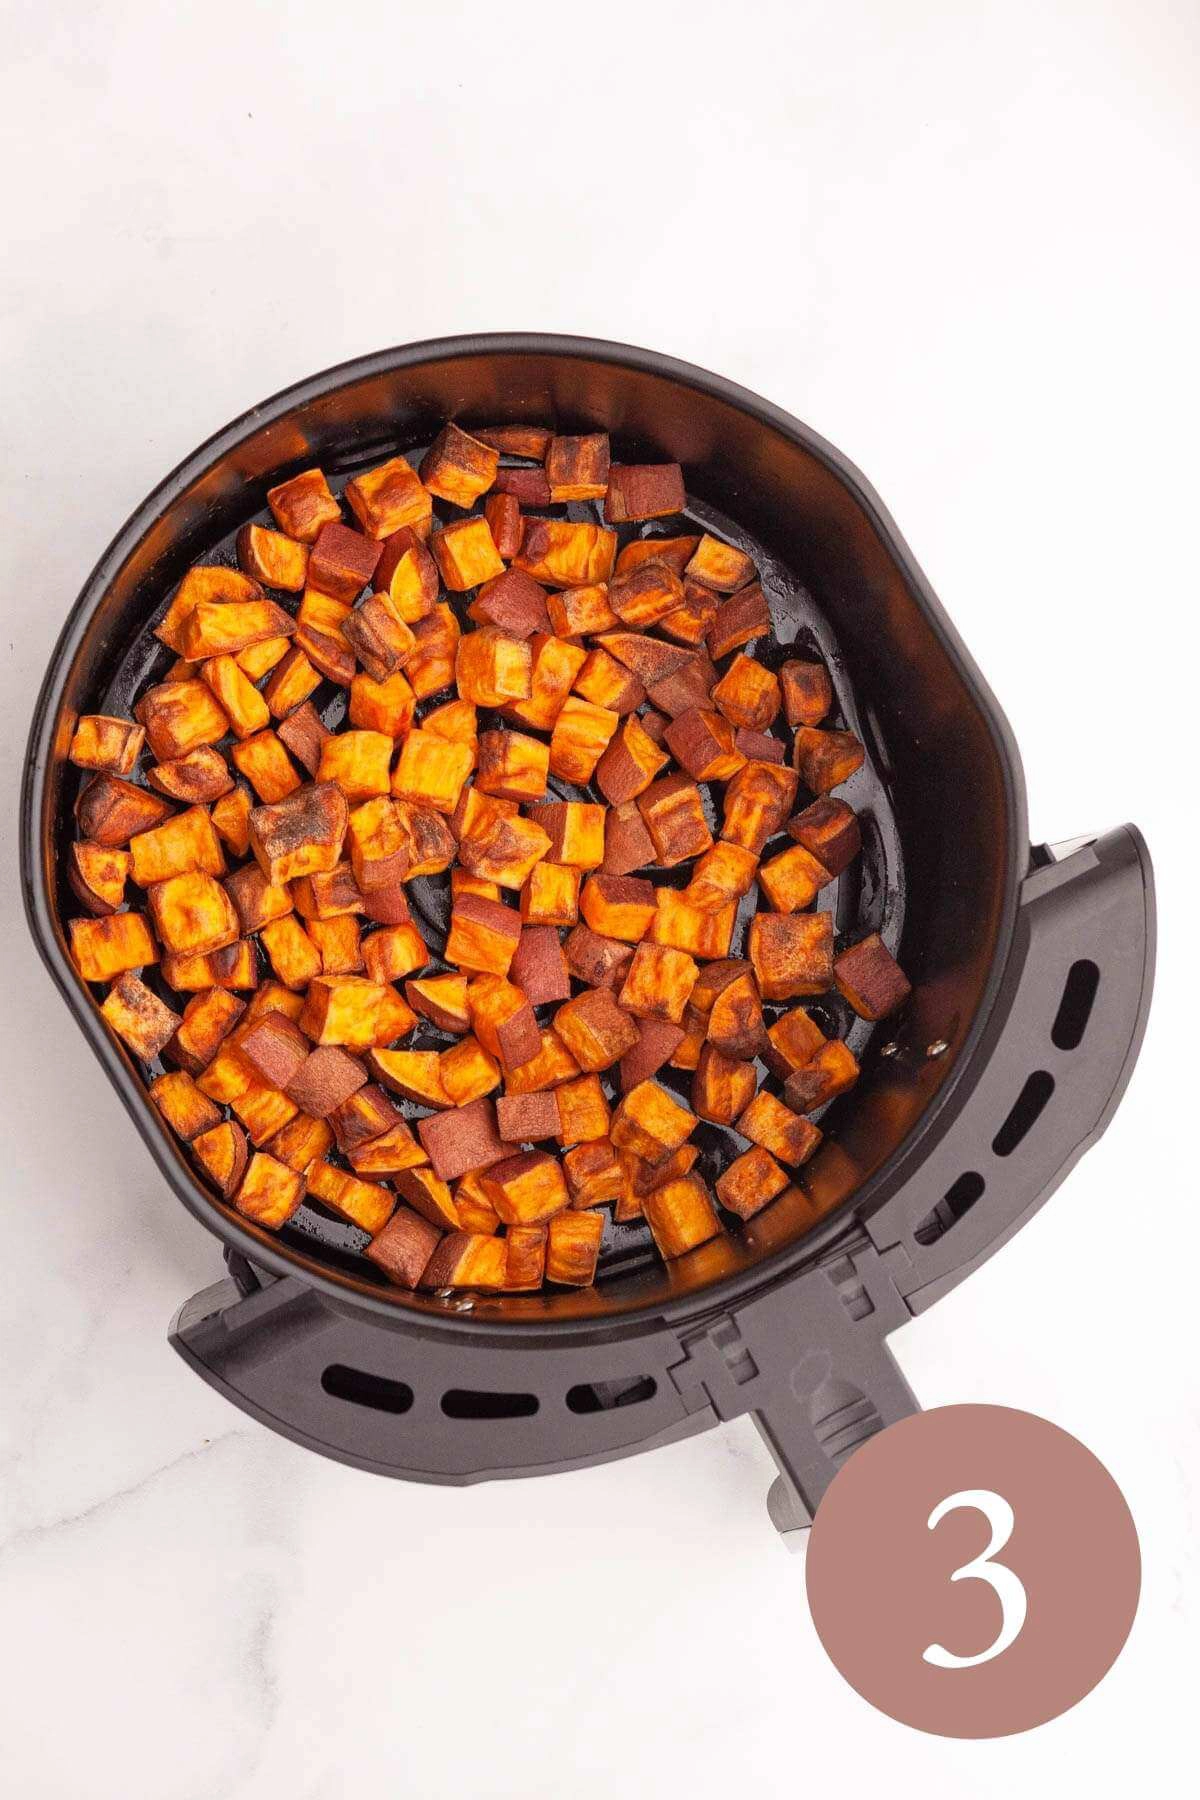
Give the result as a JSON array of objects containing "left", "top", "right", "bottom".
[
  {"left": 1052, "top": 958, "right": 1100, "bottom": 1050},
  {"left": 441, "top": 1388, "right": 538, "bottom": 1420},
  {"left": 321, "top": 1365, "right": 414, "bottom": 1415},
  {"left": 992, "top": 1070, "right": 1055, "bottom": 1157},
  {"left": 567, "top": 1376, "right": 658, "bottom": 1414},
  {"left": 914, "top": 1171, "right": 986, "bottom": 1246}
]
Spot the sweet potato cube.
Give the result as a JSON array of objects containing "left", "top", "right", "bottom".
[
  {"left": 365, "top": 1205, "right": 442, "bottom": 1288},
  {"left": 554, "top": 988, "right": 640, "bottom": 1073},
  {"left": 298, "top": 974, "right": 385, "bottom": 1047},
  {"left": 440, "top": 1035, "right": 502, "bottom": 1106},
  {"left": 604, "top": 463, "right": 686, "bottom": 522},
  {"left": 135, "top": 680, "right": 229, "bottom": 762},
  {"left": 493, "top": 465, "right": 551, "bottom": 505},
  {"left": 267, "top": 468, "right": 341, "bottom": 544},
  {"left": 75, "top": 775, "right": 172, "bottom": 848},
  {"left": 758, "top": 842, "right": 833, "bottom": 914},
  {"left": 594, "top": 715, "right": 668, "bottom": 807},
  {"left": 210, "top": 786, "right": 252, "bottom": 859},
  {"left": 345, "top": 455, "right": 432, "bottom": 540},
  {"left": 347, "top": 1118, "right": 427, "bottom": 1178},
  {"left": 362, "top": 922, "right": 427, "bottom": 985},
  {"left": 692, "top": 1044, "right": 757, "bottom": 1125},
  {"left": 505, "top": 632, "right": 587, "bottom": 731},
  {"left": 794, "top": 727, "right": 865, "bottom": 794},
  {"left": 68, "top": 714, "right": 144, "bottom": 775},
  {"left": 520, "top": 860, "right": 580, "bottom": 927},
  {"left": 476, "top": 729, "right": 548, "bottom": 804},
  {"left": 274, "top": 701, "right": 329, "bottom": 775},
  {"left": 373, "top": 527, "right": 439, "bottom": 622},
  {"left": 475, "top": 424, "right": 552, "bottom": 459},
  {"left": 345, "top": 796, "right": 409, "bottom": 891},
  {"left": 466, "top": 975, "right": 540, "bottom": 1066},
  {"left": 68, "top": 840, "right": 130, "bottom": 915},
  {"left": 546, "top": 582, "right": 618, "bottom": 637},
  {"left": 147, "top": 748, "right": 231, "bottom": 807},
  {"left": 231, "top": 730, "right": 301, "bottom": 803},
  {"left": 414, "top": 1097, "right": 508, "bottom": 1182},
  {"left": 722, "top": 760, "right": 799, "bottom": 854},
  {"left": 716, "top": 1146, "right": 789, "bottom": 1220},
  {"left": 749, "top": 912, "right": 834, "bottom": 1000},
  {"left": 637, "top": 775, "right": 713, "bottom": 867},
  {"left": 706, "top": 966, "right": 766, "bottom": 1059},
  {"left": 455, "top": 626, "right": 532, "bottom": 706},
  {"left": 602, "top": 801, "right": 656, "bottom": 876},
  {"left": 290, "top": 860, "right": 364, "bottom": 920},
  {"left": 482, "top": 1150, "right": 569, "bottom": 1224},
  {"left": 423, "top": 699, "right": 479, "bottom": 751},
  {"left": 260, "top": 915, "right": 323, "bottom": 989},
  {"left": 373, "top": 983, "right": 420, "bottom": 1046},
  {"left": 649, "top": 890, "right": 736, "bottom": 959},
  {"left": 294, "top": 590, "right": 355, "bottom": 685},
  {"left": 100, "top": 974, "right": 179, "bottom": 1061},
  {"left": 285, "top": 1046, "right": 368, "bottom": 1118},
  {"left": 237, "top": 635, "right": 291, "bottom": 682},
  {"left": 502, "top": 1027, "right": 580, "bottom": 1095},
  {"left": 563, "top": 924, "right": 634, "bottom": 991},
  {"left": 342, "top": 596, "right": 416, "bottom": 682},
  {"left": 660, "top": 583, "right": 720, "bottom": 646},
  {"left": 514, "top": 519, "right": 617, "bottom": 588},
  {"left": 234, "top": 1152, "right": 305, "bottom": 1228},
  {"left": 405, "top": 973, "right": 470, "bottom": 1034},
  {"left": 200, "top": 656, "right": 270, "bottom": 740},
  {"left": 523, "top": 802, "right": 603, "bottom": 873},
  {"left": 684, "top": 533, "right": 755, "bottom": 594},
  {"left": 619, "top": 942, "right": 698, "bottom": 1024},
  {"left": 736, "top": 1092, "right": 822, "bottom": 1167},
  {"left": 148, "top": 871, "right": 238, "bottom": 956},
  {"left": 191, "top": 1120, "right": 249, "bottom": 1199},
  {"left": 224, "top": 864, "right": 293, "bottom": 935},
  {"left": 735, "top": 730, "right": 784, "bottom": 764},
  {"left": 554, "top": 1073, "right": 610, "bottom": 1146},
  {"left": 307, "top": 520, "right": 383, "bottom": 603},
  {"left": 164, "top": 986, "right": 244, "bottom": 1073},
  {"left": 480, "top": 491, "right": 521, "bottom": 560},
  {"left": 469, "top": 568, "right": 552, "bottom": 640},
  {"left": 625, "top": 1142, "right": 700, "bottom": 1198},
  {"left": 444, "top": 892, "right": 522, "bottom": 976},
  {"left": 503, "top": 1223, "right": 548, "bottom": 1290},
  {"left": 564, "top": 1139, "right": 627, "bottom": 1209},
  {"left": 618, "top": 1016, "right": 685, "bottom": 1093},
  {"left": 509, "top": 926, "right": 571, "bottom": 1006},
  {"left": 610, "top": 1080, "right": 695, "bottom": 1164},
  {"left": 419, "top": 423, "right": 499, "bottom": 508},
  {"left": 642, "top": 1175, "right": 721, "bottom": 1259},
  {"left": 664, "top": 708, "right": 745, "bottom": 783},
  {"left": 496, "top": 1091, "right": 560, "bottom": 1143},
  {"left": 249, "top": 781, "right": 348, "bottom": 886},
  {"left": 431, "top": 516, "right": 505, "bottom": 592},
  {"left": 546, "top": 433, "right": 610, "bottom": 502},
  {"left": 545, "top": 1208, "right": 603, "bottom": 1285},
  {"left": 764, "top": 1006, "right": 827, "bottom": 1080},
  {"left": 238, "top": 1012, "right": 311, "bottom": 1089},
  {"left": 781, "top": 659, "right": 833, "bottom": 727},
  {"left": 649, "top": 660, "right": 724, "bottom": 728},
  {"left": 547, "top": 697, "right": 618, "bottom": 786},
  {"left": 787, "top": 796, "right": 861, "bottom": 876},
  {"left": 419, "top": 1233, "right": 509, "bottom": 1292},
  {"left": 181, "top": 599, "right": 296, "bottom": 663},
  {"left": 306, "top": 1160, "right": 395, "bottom": 1235},
  {"left": 390, "top": 731, "right": 473, "bottom": 814},
  {"left": 682, "top": 841, "right": 759, "bottom": 914},
  {"left": 784, "top": 1038, "right": 861, "bottom": 1111},
  {"left": 236, "top": 1074, "right": 301, "bottom": 1147},
  {"left": 615, "top": 535, "right": 700, "bottom": 577},
  {"left": 579, "top": 873, "right": 656, "bottom": 943},
  {"left": 236, "top": 522, "right": 309, "bottom": 591},
  {"left": 369, "top": 1048, "right": 450, "bottom": 1111},
  {"left": 608, "top": 561, "right": 685, "bottom": 628},
  {"left": 834, "top": 933, "right": 912, "bottom": 1019},
  {"left": 706, "top": 584, "right": 772, "bottom": 659},
  {"left": 154, "top": 565, "right": 265, "bottom": 656},
  {"left": 393, "top": 802, "right": 456, "bottom": 878},
  {"left": 130, "top": 805, "right": 225, "bottom": 886},
  {"left": 710, "top": 655, "right": 781, "bottom": 732},
  {"left": 669, "top": 1018, "right": 705, "bottom": 1071}
]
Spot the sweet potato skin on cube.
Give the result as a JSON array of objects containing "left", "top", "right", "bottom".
[
  {"left": 285, "top": 1046, "right": 368, "bottom": 1118},
  {"left": 748, "top": 911, "right": 835, "bottom": 1000},
  {"left": 736, "top": 1091, "right": 823, "bottom": 1167},
  {"left": 604, "top": 463, "right": 686, "bottom": 522},
  {"left": 834, "top": 933, "right": 912, "bottom": 1019},
  {"left": 416, "top": 1096, "right": 508, "bottom": 1182},
  {"left": 788, "top": 796, "right": 861, "bottom": 876},
  {"left": 366, "top": 1206, "right": 441, "bottom": 1288},
  {"left": 102, "top": 975, "right": 180, "bottom": 1061},
  {"left": 554, "top": 988, "right": 640, "bottom": 1073},
  {"left": 716, "top": 1146, "right": 789, "bottom": 1220}
]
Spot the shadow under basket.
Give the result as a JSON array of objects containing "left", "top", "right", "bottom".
[{"left": 21, "top": 334, "right": 1155, "bottom": 1530}]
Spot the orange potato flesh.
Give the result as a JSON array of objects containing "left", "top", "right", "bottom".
[
  {"left": 69, "top": 714, "right": 144, "bottom": 774},
  {"left": 234, "top": 1152, "right": 306, "bottom": 1228}
]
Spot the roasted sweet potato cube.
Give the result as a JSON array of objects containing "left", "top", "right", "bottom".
[
  {"left": 626, "top": 1142, "right": 701, "bottom": 1198},
  {"left": 209, "top": 786, "right": 252, "bottom": 859},
  {"left": 764, "top": 1006, "right": 827, "bottom": 1080},
  {"left": 649, "top": 890, "right": 736, "bottom": 959},
  {"left": 146, "top": 748, "right": 234, "bottom": 805},
  {"left": 780, "top": 658, "right": 833, "bottom": 727},
  {"left": 721, "top": 759, "right": 799, "bottom": 854},
  {"left": 834, "top": 933, "right": 911, "bottom": 1019},
  {"left": 503, "top": 1222, "right": 547, "bottom": 1290},
  {"left": 68, "top": 714, "right": 144, "bottom": 775},
  {"left": 224, "top": 864, "right": 293, "bottom": 935},
  {"left": 445, "top": 892, "right": 522, "bottom": 976},
  {"left": 466, "top": 974, "right": 540, "bottom": 1066},
  {"left": 291, "top": 860, "right": 364, "bottom": 921},
  {"left": 545, "top": 1208, "right": 603, "bottom": 1285},
  {"left": 505, "top": 632, "right": 587, "bottom": 732},
  {"left": 236, "top": 521, "right": 309, "bottom": 591},
  {"left": 431, "top": 516, "right": 505, "bottom": 592},
  {"left": 692, "top": 1043, "right": 757, "bottom": 1125},
  {"left": 601, "top": 801, "right": 656, "bottom": 876},
  {"left": 669, "top": 1018, "right": 705, "bottom": 1071},
  {"left": 514, "top": 518, "right": 617, "bottom": 588},
  {"left": 592, "top": 632, "right": 689, "bottom": 688},
  {"left": 181, "top": 599, "right": 297, "bottom": 663},
  {"left": 637, "top": 775, "right": 713, "bottom": 867},
  {"left": 684, "top": 533, "right": 755, "bottom": 594},
  {"left": 155, "top": 568, "right": 266, "bottom": 657},
  {"left": 164, "top": 986, "right": 244, "bottom": 1073},
  {"left": 291, "top": 589, "right": 354, "bottom": 687},
  {"left": 664, "top": 709, "right": 746, "bottom": 783},
  {"left": 342, "top": 595, "right": 416, "bottom": 682},
  {"left": 297, "top": 974, "right": 384, "bottom": 1047},
  {"left": 651, "top": 657, "right": 723, "bottom": 724},
  {"left": 573, "top": 647, "right": 644, "bottom": 716},
  {"left": 477, "top": 490, "right": 519, "bottom": 560},
  {"left": 614, "top": 536, "right": 700, "bottom": 578},
  {"left": 594, "top": 716, "right": 668, "bottom": 807},
  {"left": 389, "top": 731, "right": 471, "bottom": 815},
  {"left": 372, "top": 526, "right": 439, "bottom": 622},
  {"left": 440, "top": 1035, "right": 502, "bottom": 1106},
  {"left": 608, "top": 561, "right": 686, "bottom": 629},
  {"left": 147, "top": 871, "right": 239, "bottom": 956},
  {"left": 610, "top": 1080, "right": 695, "bottom": 1164},
  {"left": 546, "top": 582, "right": 617, "bottom": 638},
  {"left": 347, "top": 1117, "right": 427, "bottom": 1179},
  {"left": 393, "top": 802, "right": 456, "bottom": 878},
  {"left": 470, "top": 569, "right": 552, "bottom": 640},
  {"left": 710, "top": 654, "right": 781, "bottom": 732},
  {"left": 787, "top": 796, "right": 861, "bottom": 877},
  {"left": 405, "top": 972, "right": 470, "bottom": 1034},
  {"left": 231, "top": 730, "right": 302, "bottom": 803},
  {"left": 232, "top": 1077, "right": 299, "bottom": 1152},
  {"left": 285, "top": 1046, "right": 368, "bottom": 1118},
  {"left": 344, "top": 454, "right": 432, "bottom": 540},
  {"left": 475, "top": 729, "right": 548, "bottom": 804},
  {"left": 496, "top": 1091, "right": 560, "bottom": 1143},
  {"left": 306, "top": 1160, "right": 395, "bottom": 1234},
  {"left": 563, "top": 1138, "right": 625, "bottom": 1207},
  {"left": 419, "top": 423, "right": 499, "bottom": 508},
  {"left": 520, "top": 861, "right": 581, "bottom": 927},
  {"left": 130, "top": 805, "right": 224, "bottom": 886},
  {"left": 200, "top": 655, "right": 269, "bottom": 741},
  {"left": 493, "top": 465, "right": 552, "bottom": 505},
  {"left": 362, "top": 922, "right": 427, "bottom": 985},
  {"left": 307, "top": 520, "right": 383, "bottom": 603},
  {"left": 618, "top": 1017, "right": 685, "bottom": 1093},
  {"left": 509, "top": 926, "right": 572, "bottom": 1006},
  {"left": 267, "top": 468, "right": 342, "bottom": 543},
  {"left": 554, "top": 988, "right": 639, "bottom": 1073},
  {"left": 716, "top": 1146, "right": 789, "bottom": 1220},
  {"left": 100, "top": 974, "right": 178, "bottom": 1061},
  {"left": 135, "top": 680, "right": 229, "bottom": 763},
  {"left": 579, "top": 873, "right": 656, "bottom": 943},
  {"left": 748, "top": 912, "right": 834, "bottom": 1000},
  {"left": 546, "top": 433, "right": 610, "bottom": 502},
  {"left": 659, "top": 582, "right": 721, "bottom": 647},
  {"left": 415, "top": 1095, "right": 508, "bottom": 1180},
  {"left": 563, "top": 923, "right": 634, "bottom": 991},
  {"left": 706, "top": 968, "right": 766, "bottom": 1060},
  {"left": 452, "top": 784, "right": 515, "bottom": 844},
  {"left": 706, "top": 584, "right": 771, "bottom": 660},
  {"left": 734, "top": 729, "right": 784, "bottom": 764},
  {"left": 191, "top": 1120, "right": 250, "bottom": 1199},
  {"left": 249, "top": 781, "right": 348, "bottom": 886},
  {"left": 554, "top": 1073, "right": 610, "bottom": 1146},
  {"left": 784, "top": 1038, "right": 861, "bottom": 1112},
  {"left": 758, "top": 841, "right": 833, "bottom": 914},
  {"left": 259, "top": 915, "right": 322, "bottom": 989},
  {"left": 603, "top": 462, "right": 686, "bottom": 522},
  {"left": 643, "top": 1175, "right": 721, "bottom": 1259},
  {"left": 455, "top": 627, "right": 532, "bottom": 708},
  {"left": 365, "top": 1205, "right": 442, "bottom": 1288},
  {"left": 419, "top": 1232, "right": 508, "bottom": 1291},
  {"left": 234, "top": 1152, "right": 305, "bottom": 1228},
  {"left": 522, "top": 803, "right": 602, "bottom": 874},
  {"left": 68, "top": 840, "right": 131, "bottom": 915},
  {"left": 482, "top": 1150, "right": 569, "bottom": 1224},
  {"left": 373, "top": 983, "right": 420, "bottom": 1047},
  {"left": 368, "top": 1047, "right": 449, "bottom": 1111},
  {"left": 502, "top": 1027, "right": 580, "bottom": 1094},
  {"left": 474, "top": 424, "right": 552, "bottom": 460},
  {"left": 345, "top": 796, "right": 409, "bottom": 890},
  {"left": 682, "top": 841, "right": 758, "bottom": 915},
  {"left": 618, "top": 941, "right": 699, "bottom": 1024},
  {"left": 736, "top": 1092, "right": 822, "bottom": 1167},
  {"left": 273, "top": 701, "right": 329, "bottom": 776},
  {"left": 237, "top": 635, "right": 291, "bottom": 682},
  {"left": 238, "top": 1011, "right": 311, "bottom": 1089},
  {"left": 794, "top": 727, "right": 865, "bottom": 794}
]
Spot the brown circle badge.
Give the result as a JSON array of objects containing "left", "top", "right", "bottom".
[{"left": 805, "top": 1404, "right": 1140, "bottom": 1737}]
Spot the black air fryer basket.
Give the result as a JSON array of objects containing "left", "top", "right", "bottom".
[{"left": 21, "top": 336, "right": 1155, "bottom": 1532}]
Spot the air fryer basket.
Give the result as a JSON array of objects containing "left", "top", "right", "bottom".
[{"left": 21, "top": 336, "right": 1155, "bottom": 1526}]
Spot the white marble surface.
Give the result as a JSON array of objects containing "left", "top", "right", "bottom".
[{"left": 2, "top": 4, "right": 1197, "bottom": 1794}]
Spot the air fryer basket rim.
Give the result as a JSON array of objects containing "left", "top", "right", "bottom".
[{"left": 21, "top": 331, "right": 1028, "bottom": 1341}]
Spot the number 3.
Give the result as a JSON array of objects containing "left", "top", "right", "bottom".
[{"left": 922, "top": 1488, "right": 1028, "bottom": 1669}]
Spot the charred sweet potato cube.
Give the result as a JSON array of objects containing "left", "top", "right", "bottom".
[
  {"left": 716, "top": 1146, "right": 789, "bottom": 1220},
  {"left": 514, "top": 518, "right": 617, "bottom": 588},
  {"left": 618, "top": 1016, "right": 685, "bottom": 1093},
  {"left": 482, "top": 1150, "right": 569, "bottom": 1225},
  {"left": 249, "top": 781, "right": 348, "bottom": 886},
  {"left": 370, "top": 1047, "right": 451, "bottom": 1109},
  {"left": 664, "top": 709, "right": 746, "bottom": 784},
  {"left": 431, "top": 517, "right": 505, "bottom": 592},
  {"left": 496, "top": 1091, "right": 560, "bottom": 1143},
  {"left": 191, "top": 1120, "right": 249, "bottom": 1199},
  {"left": 181, "top": 599, "right": 297, "bottom": 663},
  {"left": 344, "top": 454, "right": 432, "bottom": 539},
  {"left": 758, "top": 842, "right": 834, "bottom": 913},
  {"left": 545, "top": 582, "right": 616, "bottom": 638},
  {"left": 594, "top": 715, "right": 668, "bottom": 807},
  {"left": 459, "top": 814, "right": 552, "bottom": 892},
  {"left": 493, "top": 465, "right": 552, "bottom": 505},
  {"left": 649, "top": 889, "right": 736, "bottom": 959},
  {"left": 154, "top": 565, "right": 264, "bottom": 655},
  {"left": 238, "top": 1011, "right": 311, "bottom": 1089},
  {"left": 546, "top": 433, "right": 610, "bottom": 502},
  {"left": 764, "top": 1006, "right": 827, "bottom": 1080},
  {"left": 637, "top": 775, "right": 713, "bottom": 867},
  {"left": 554, "top": 988, "right": 640, "bottom": 1072},
  {"left": 392, "top": 802, "right": 456, "bottom": 878},
  {"left": 545, "top": 1208, "right": 603, "bottom": 1285},
  {"left": 721, "top": 759, "right": 799, "bottom": 854},
  {"left": 294, "top": 590, "right": 355, "bottom": 685},
  {"left": 147, "top": 871, "right": 239, "bottom": 956},
  {"left": 476, "top": 729, "right": 548, "bottom": 804},
  {"left": 210, "top": 786, "right": 252, "bottom": 859},
  {"left": 201, "top": 656, "right": 270, "bottom": 740},
  {"left": 573, "top": 648, "right": 645, "bottom": 716},
  {"left": 419, "top": 1232, "right": 508, "bottom": 1291},
  {"left": 69, "top": 840, "right": 130, "bottom": 915},
  {"left": 224, "top": 864, "right": 293, "bottom": 936},
  {"left": 546, "top": 697, "right": 618, "bottom": 785},
  {"left": 481, "top": 490, "right": 522, "bottom": 560},
  {"left": 505, "top": 633, "right": 587, "bottom": 732},
  {"left": 390, "top": 730, "right": 473, "bottom": 814},
  {"left": 787, "top": 796, "right": 861, "bottom": 877},
  {"left": 608, "top": 561, "right": 686, "bottom": 629},
  {"left": 579, "top": 873, "right": 656, "bottom": 942},
  {"left": 682, "top": 841, "right": 758, "bottom": 915},
  {"left": 794, "top": 727, "right": 865, "bottom": 794},
  {"left": 834, "top": 933, "right": 911, "bottom": 1019},
  {"left": 610, "top": 1079, "right": 695, "bottom": 1164},
  {"left": 405, "top": 972, "right": 471, "bottom": 1034},
  {"left": 710, "top": 654, "right": 781, "bottom": 732},
  {"left": 736, "top": 1092, "right": 822, "bottom": 1167},
  {"left": 347, "top": 1118, "right": 427, "bottom": 1179},
  {"left": 234, "top": 1152, "right": 305, "bottom": 1228},
  {"left": 692, "top": 1044, "right": 757, "bottom": 1125},
  {"left": 509, "top": 926, "right": 571, "bottom": 1007},
  {"left": 781, "top": 659, "right": 833, "bottom": 728},
  {"left": 603, "top": 462, "right": 686, "bottom": 522},
  {"left": 236, "top": 522, "right": 310, "bottom": 591},
  {"left": 100, "top": 974, "right": 178, "bottom": 1061},
  {"left": 564, "top": 924, "right": 634, "bottom": 991},
  {"left": 502, "top": 1026, "right": 580, "bottom": 1095},
  {"left": 554, "top": 1073, "right": 610, "bottom": 1146},
  {"left": 706, "top": 584, "right": 772, "bottom": 660},
  {"left": 68, "top": 714, "right": 144, "bottom": 775},
  {"left": 748, "top": 911, "right": 834, "bottom": 999},
  {"left": 602, "top": 800, "right": 656, "bottom": 876},
  {"left": 784, "top": 1038, "right": 861, "bottom": 1112},
  {"left": 300, "top": 974, "right": 389, "bottom": 1047},
  {"left": 165, "top": 988, "right": 245, "bottom": 1073},
  {"left": 342, "top": 595, "right": 416, "bottom": 682},
  {"left": 344, "top": 796, "right": 408, "bottom": 890},
  {"left": 285, "top": 1045, "right": 368, "bottom": 1118},
  {"left": 415, "top": 1095, "right": 508, "bottom": 1181},
  {"left": 129, "top": 806, "right": 224, "bottom": 887},
  {"left": 273, "top": 701, "right": 329, "bottom": 776},
  {"left": 445, "top": 892, "right": 522, "bottom": 976},
  {"left": 440, "top": 1035, "right": 502, "bottom": 1107},
  {"left": 306, "top": 1161, "right": 395, "bottom": 1234},
  {"left": 474, "top": 424, "right": 552, "bottom": 460},
  {"left": 237, "top": 635, "right": 291, "bottom": 682},
  {"left": 231, "top": 730, "right": 301, "bottom": 803},
  {"left": 291, "top": 860, "right": 364, "bottom": 920},
  {"left": 643, "top": 1175, "right": 720, "bottom": 1258},
  {"left": 470, "top": 568, "right": 552, "bottom": 639},
  {"left": 362, "top": 922, "right": 427, "bottom": 985},
  {"left": 503, "top": 1222, "right": 548, "bottom": 1290},
  {"left": 520, "top": 860, "right": 581, "bottom": 927},
  {"left": 135, "top": 680, "right": 229, "bottom": 763},
  {"left": 267, "top": 468, "right": 341, "bottom": 544},
  {"left": 684, "top": 533, "right": 755, "bottom": 594},
  {"left": 419, "top": 422, "right": 499, "bottom": 508},
  {"left": 373, "top": 527, "right": 439, "bottom": 623},
  {"left": 619, "top": 942, "right": 699, "bottom": 1024},
  {"left": 146, "top": 748, "right": 234, "bottom": 805},
  {"left": 307, "top": 520, "right": 383, "bottom": 603},
  {"left": 365, "top": 1205, "right": 442, "bottom": 1288},
  {"left": 259, "top": 915, "right": 322, "bottom": 989}
]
